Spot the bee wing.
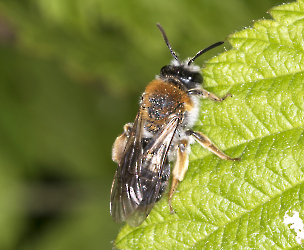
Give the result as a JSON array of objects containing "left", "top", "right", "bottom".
[
  {"left": 110, "top": 111, "right": 144, "bottom": 224},
  {"left": 126, "top": 115, "right": 180, "bottom": 227},
  {"left": 110, "top": 112, "right": 180, "bottom": 227}
]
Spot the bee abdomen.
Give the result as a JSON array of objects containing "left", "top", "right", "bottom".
[{"left": 138, "top": 158, "right": 170, "bottom": 208}]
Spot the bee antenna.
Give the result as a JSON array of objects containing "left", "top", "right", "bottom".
[
  {"left": 156, "top": 23, "right": 181, "bottom": 64},
  {"left": 187, "top": 41, "right": 224, "bottom": 66}
]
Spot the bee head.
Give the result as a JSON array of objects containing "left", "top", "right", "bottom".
[{"left": 160, "top": 65, "right": 203, "bottom": 88}]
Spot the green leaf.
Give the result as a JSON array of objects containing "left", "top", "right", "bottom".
[{"left": 114, "top": 0, "right": 304, "bottom": 249}]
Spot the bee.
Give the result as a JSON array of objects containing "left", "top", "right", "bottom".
[{"left": 110, "top": 23, "right": 240, "bottom": 227}]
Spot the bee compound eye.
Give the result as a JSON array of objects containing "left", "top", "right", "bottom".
[
  {"left": 191, "top": 72, "right": 203, "bottom": 83},
  {"left": 160, "top": 65, "right": 171, "bottom": 76}
]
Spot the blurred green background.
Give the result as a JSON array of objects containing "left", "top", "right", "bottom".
[{"left": 0, "top": 0, "right": 285, "bottom": 249}]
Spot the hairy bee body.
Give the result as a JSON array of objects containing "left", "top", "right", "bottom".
[
  {"left": 110, "top": 23, "right": 240, "bottom": 227},
  {"left": 142, "top": 75, "right": 200, "bottom": 147}
]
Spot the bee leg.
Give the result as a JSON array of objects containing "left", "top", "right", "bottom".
[
  {"left": 188, "top": 89, "right": 232, "bottom": 102},
  {"left": 168, "top": 139, "right": 189, "bottom": 214},
  {"left": 112, "top": 123, "right": 133, "bottom": 163},
  {"left": 186, "top": 130, "right": 240, "bottom": 161}
]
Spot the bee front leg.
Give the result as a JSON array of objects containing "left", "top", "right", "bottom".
[
  {"left": 186, "top": 130, "right": 240, "bottom": 161},
  {"left": 188, "top": 89, "right": 232, "bottom": 102},
  {"left": 112, "top": 123, "right": 133, "bottom": 163},
  {"left": 169, "top": 139, "right": 189, "bottom": 214}
]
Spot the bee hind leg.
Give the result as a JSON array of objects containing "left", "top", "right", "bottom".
[
  {"left": 112, "top": 123, "right": 133, "bottom": 163},
  {"left": 186, "top": 129, "right": 240, "bottom": 161},
  {"left": 168, "top": 131, "right": 240, "bottom": 214},
  {"left": 168, "top": 139, "right": 189, "bottom": 214}
]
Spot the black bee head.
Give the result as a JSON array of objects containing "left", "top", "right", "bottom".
[
  {"left": 160, "top": 65, "right": 203, "bottom": 89},
  {"left": 156, "top": 23, "right": 223, "bottom": 90}
]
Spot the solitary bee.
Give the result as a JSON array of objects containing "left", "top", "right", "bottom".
[{"left": 110, "top": 23, "right": 240, "bottom": 227}]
